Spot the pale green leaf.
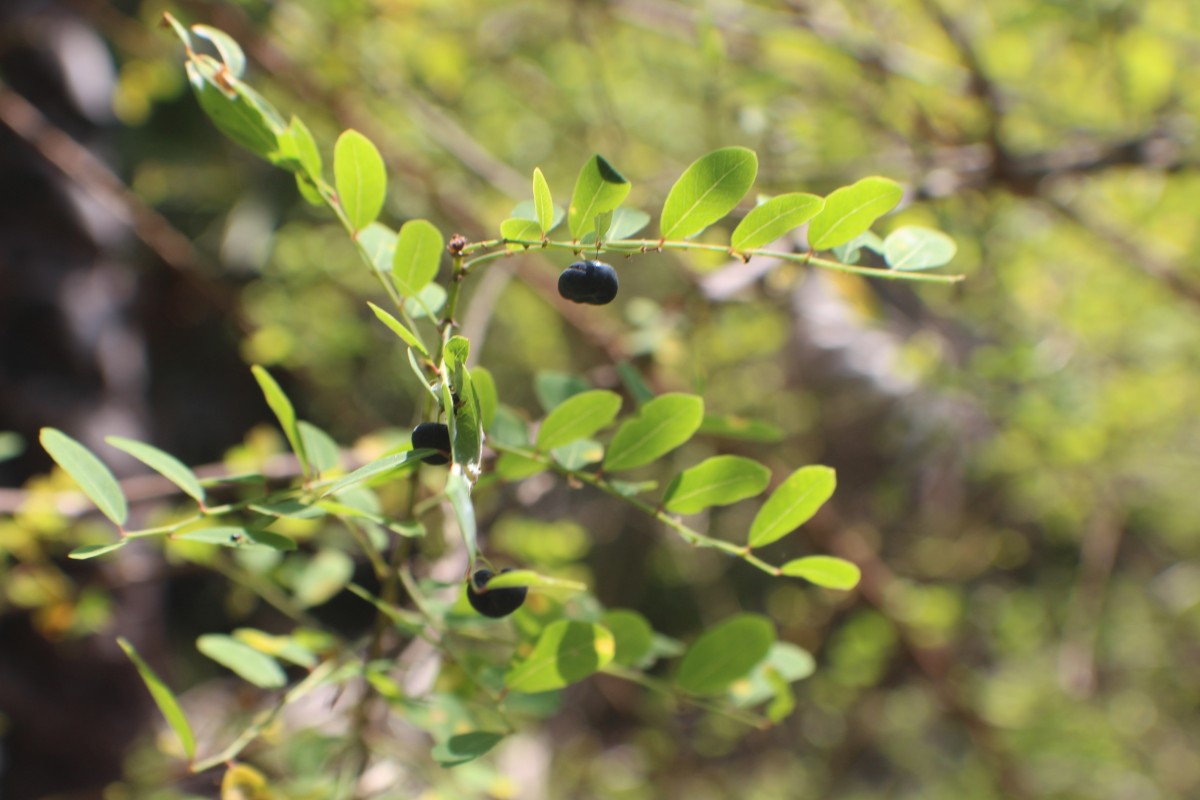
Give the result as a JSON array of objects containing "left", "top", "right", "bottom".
[
  {"left": 368, "top": 301, "right": 429, "bottom": 357},
  {"left": 118, "top": 637, "right": 196, "bottom": 759},
  {"left": 334, "top": 129, "right": 387, "bottom": 231},
  {"left": 731, "top": 193, "right": 824, "bottom": 251},
  {"left": 601, "top": 610, "right": 655, "bottom": 667},
  {"left": 197, "top": 634, "right": 287, "bottom": 688},
  {"left": 781, "top": 555, "right": 861, "bottom": 589},
  {"left": 747, "top": 466, "right": 836, "bottom": 548},
  {"left": 883, "top": 226, "right": 958, "bottom": 271},
  {"left": 532, "top": 167, "right": 553, "bottom": 234},
  {"left": 446, "top": 467, "right": 477, "bottom": 568},
  {"left": 808, "top": 177, "right": 903, "bottom": 250},
  {"left": 660, "top": 147, "right": 758, "bottom": 240},
  {"left": 40, "top": 428, "right": 127, "bottom": 526},
  {"left": 392, "top": 219, "right": 444, "bottom": 296}
]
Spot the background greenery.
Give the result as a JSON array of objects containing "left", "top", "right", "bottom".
[{"left": 2, "top": 0, "right": 1198, "bottom": 798}]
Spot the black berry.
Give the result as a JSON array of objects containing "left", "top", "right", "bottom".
[
  {"left": 466, "top": 568, "right": 527, "bottom": 618},
  {"left": 558, "top": 260, "right": 618, "bottom": 305},
  {"left": 411, "top": 422, "right": 451, "bottom": 465}
]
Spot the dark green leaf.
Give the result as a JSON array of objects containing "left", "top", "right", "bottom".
[
  {"left": 568, "top": 155, "right": 631, "bottom": 240},
  {"left": 780, "top": 555, "right": 861, "bottom": 589},
  {"left": 117, "top": 637, "right": 196, "bottom": 759},
  {"left": 675, "top": 613, "right": 774, "bottom": 696},
  {"left": 808, "top": 177, "right": 903, "bottom": 251},
  {"left": 40, "top": 428, "right": 127, "bottom": 526},
  {"left": 662, "top": 455, "right": 770, "bottom": 515},
  {"left": 731, "top": 193, "right": 824, "bottom": 251},
  {"left": 883, "top": 226, "right": 958, "bottom": 271},
  {"left": 197, "top": 633, "right": 287, "bottom": 688},
  {"left": 392, "top": 219, "right": 443, "bottom": 296},
  {"left": 334, "top": 129, "right": 386, "bottom": 231},
  {"left": 432, "top": 732, "right": 505, "bottom": 768},
  {"left": 603, "top": 394, "right": 704, "bottom": 472},
  {"left": 660, "top": 147, "right": 758, "bottom": 240},
  {"left": 747, "top": 465, "right": 836, "bottom": 548},
  {"left": 106, "top": 436, "right": 205, "bottom": 506},
  {"left": 452, "top": 369, "right": 484, "bottom": 473},
  {"left": 505, "top": 620, "right": 615, "bottom": 693},
  {"left": 536, "top": 390, "right": 622, "bottom": 452}
]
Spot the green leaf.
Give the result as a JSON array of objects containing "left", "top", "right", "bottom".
[
  {"left": 675, "top": 613, "right": 774, "bottom": 696},
  {"left": 357, "top": 223, "right": 397, "bottom": 273},
  {"left": 40, "top": 428, "right": 127, "bottom": 526},
  {"left": 107, "top": 436, "right": 205, "bottom": 506},
  {"left": 495, "top": 452, "right": 547, "bottom": 481},
  {"left": 403, "top": 283, "right": 447, "bottom": 320},
  {"left": 808, "top": 177, "right": 903, "bottom": 251},
  {"left": 536, "top": 390, "right": 622, "bottom": 452},
  {"left": 334, "top": 129, "right": 387, "bottom": 232},
  {"left": 286, "top": 115, "right": 322, "bottom": 181},
  {"left": 831, "top": 230, "right": 884, "bottom": 264},
  {"left": 883, "top": 226, "right": 958, "bottom": 271},
  {"left": 510, "top": 200, "right": 564, "bottom": 232},
  {"left": 781, "top": 555, "right": 861, "bottom": 589},
  {"left": 471, "top": 367, "right": 498, "bottom": 431},
  {"left": 197, "top": 634, "right": 287, "bottom": 688},
  {"left": 747, "top": 465, "right": 836, "bottom": 548},
  {"left": 505, "top": 621, "right": 615, "bottom": 693},
  {"left": 295, "top": 550, "right": 355, "bottom": 608},
  {"left": 250, "top": 366, "right": 309, "bottom": 476},
  {"left": 601, "top": 610, "right": 655, "bottom": 667},
  {"left": 175, "top": 526, "right": 296, "bottom": 551},
  {"left": 297, "top": 421, "right": 340, "bottom": 474},
  {"left": 602, "top": 207, "right": 651, "bottom": 241},
  {"left": 444, "top": 335, "right": 470, "bottom": 371},
  {"left": 392, "top": 219, "right": 444, "bottom": 296},
  {"left": 319, "top": 450, "right": 430, "bottom": 497},
  {"left": 697, "top": 413, "right": 785, "bottom": 443},
  {"left": 446, "top": 467, "right": 478, "bottom": 568},
  {"left": 535, "top": 371, "right": 590, "bottom": 413},
  {"left": 660, "top": 147, "right": 758, "bottom": 240},
  {"left": 499, "top": 217, "right": 542, "bottom": 248},
  {"left": 432, "top": 732, "right": 505, "bottom": 768},
  {"left": 728, "top": 641, "right": 816, "bottom": 708},
  {"left": 185, "top": 59, "right": 280, "bottom": 160},
  {"left": 368, "top": 302, "right": 429, "bottom": 357},
  {"left": 232, "top": 628, "right": 318, "bottom": 668},
  {"left": 117, "top": 637, "right": 196, "bottom": 759},
  {"left": 0, "top": 431, "right": 23, "bottom": 463},
  {"left": 532, "top": 167, "right": 553, "bottom": 234},
  {"left": 481, "top": 569, "right": 587, "bottom": 592},
  {"left": 162, "top": 12, "right": 192, "bottom": 49},
  {"left": 662, "top": 455, "right": 770, "bottom": 515},
  {"left": 603, "top": 394, "right": 704, "bottom": 472},
  {"left": 191, "top": 24, "right": 245, "bottom": 78},
  {"left": 551, "top": 439, "right": 604, "bottom": 471},
  {"left": 452, "top": 369, "right": 484, "bottom": 472},
  {"left": 68, "top": 541, "right": 128, "bottom": 560},
  {"left": 731, "top": 193, "right": 824, "bottom": 251},
  {"left": 616, "top": 361, "right": 656, "bottom": 406},
  {"left": 568, "top": 155, "right": 631, "bottom": 240}
]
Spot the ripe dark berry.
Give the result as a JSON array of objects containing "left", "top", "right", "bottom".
[
  {"left": 466, "top": 568, "right": 527, "bottom": 619},
  {"left": 558, "top": 260, "right": 618, "bottom": 305},
  {"left": 411, "top": 422, "right": 451, "bottom": 465}
]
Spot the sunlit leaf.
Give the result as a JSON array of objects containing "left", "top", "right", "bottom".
[
  {"left": 536, "top": 390, "right": 622, "bottom": 452},
  {"left": 662, "top": 455, "right": 770, "bottom": 514},
  {"left": 728, "top": 641, "right": 816, "bottom": 708},
  {"left": 186, "top": 58, "right": 280, "bottom": 160},
  {"left": 780, "top": 555, "right": 861, "bottom": 589},
  {"left": 731, "top": 193, "right": 824, "bottom": 251},
  {"left": 568, "top": 155, "right": 631, "bottom": 240},
  {"left": 368, "top": 301, "right": 429, "bottom": 357},
  {"left": 808, "top": 177, "right": 903, "bottom": 250},
  {"left": 532, "top": 167, "right": 553, "bottom": 234},
  {"left": 601, "top": 610, "right": 655, "bottom": 667},
  {"left": 319, "top": 450, "right": 429, "bottom": 497},
  {"left": 471, "top": 367, "right": 497, "bottom": 430},
  {"left": 357, "top": 223, "right": 396, "bottom": 273},
  {"left": 510, "top": 200, "right": 564, "bottom": 231},
  {"left": 697, "top": 413, "right": 784, "bottom": 443},
  {"left": 250, "top": 365, "right": 309, "bottom": 476},
  {"left": 334, "top": 129, "right": 386, "bottom": 231},
  {"left": 551, "top": 438, "right": 604, "bottom": 471},
  {"left": 297, "top": 421, "right": 340, "bottom": 474},
  {"left": 295, "top": 549, "right": 355, "bottom": 608},
  {"left": 40, "top": 428, "right": 127, "bottom": 526},
  {"left": 446, "top": 467, "right": 477, "bottom": 568},
  {"left": 107, "top": 436, "right": 205, "bottom": 506},
  {"left": 660, "top": 147, "right": 757, "bottom": 240},
  {"left": 191, "top": 24, "right": 245, "bottom": 78},
  {"left": 403, "top": 283, "right": 447, "bottom": 320},
  {"left": 603, "top": 394, "right": 704, "bottom": 472},
  {"left": 505, "top": 620, "right": 615, "bottom": 693},
  {"left": 482, "top": 569, "right": 587, "bottom": 592},
  {"left": 117, "top": 637, "right": 196, "bottom": 759},
  {"left": 675, "top": 614, "right": 774, "bottom": 696},
  {"left": 392, "top": 219, "right": 444, "bottom": 296},
  {"left": 747, "top": 465, "right": 836, "bottom": 548},
  {"left": 883, "top": 226, "right": 958, "bottom": 271},
  {"left": 68, "top": 541, "right": 128, "bottom": 560},
  {"left": 197, "top": 633, "right": 287, "bottom": 688}
]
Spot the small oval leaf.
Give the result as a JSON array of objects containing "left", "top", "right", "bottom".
[
  {"left": 118, "top": 637, "right": 196, "bottom": 759},
  {"left": 601, "top": 610, "right": 655, "bottom": 667},
  {"left": 191, "top": 24, "right": 246, "bottom": 78},
  {"left": 675, "top": 613, "right": 775, "bottom": 696},
  {"left": 392, "top": 219, "right": 444, "bottom": 296},
  {"left": 808, "top": 177, "right": 903, "bottom": 251},
  {"left": 731, "top": 193, "right": 824, "bottom": 251},
  {"left": 334, "top": 129, "right": 387, "bottom": 231},
  {"left": 40, "top": 428, "right": 127, "bottom": 526},
  {"left": 446, "top": 467, "right": 478, "bottom": 568},
  {"left": 662, "top": 455, "right": 771, "bottom": 515},
  {"left": 747, "top": 466, "right": 836, "bottom": 548},
  {"left": 780, "top": 555, "right": 861, "bottom": 589},
  {"left": 504, "top": 620, "right": 615, "bottom": 693},
  {"left": 197, "top": 633, "right": 287, "bottom": 688},
  {"left": 107, "top": 436, "right": 205, "bottom": 505},
  {"left": 536, "top": 390, "right": 622, "bottom": 452},
  {"left": 660, "top": 147, "right": 758, "bottom": 240},
  {"left": 883, "top": 226, "right": 958, "bottom": 271},
  {"left": 603, "top": 394, "right": 704, "bottom": 473},
  {"left": 568, "top": 155, "right": 631, "bottom": 240}
]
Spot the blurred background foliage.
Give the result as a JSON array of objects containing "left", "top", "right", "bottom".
[{"left": 2, "top": 0, "right": 1199, "bottom": 798}]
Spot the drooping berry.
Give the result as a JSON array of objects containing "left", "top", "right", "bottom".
[
  {"left": 466, "top": 568, "right": 528, "bottom": 618},
  {"left": 558, "top": 260, "right": 618, "bottom": 305},
  {"left": 411, "top": 422, "right": 451, "bottom": 465}
]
